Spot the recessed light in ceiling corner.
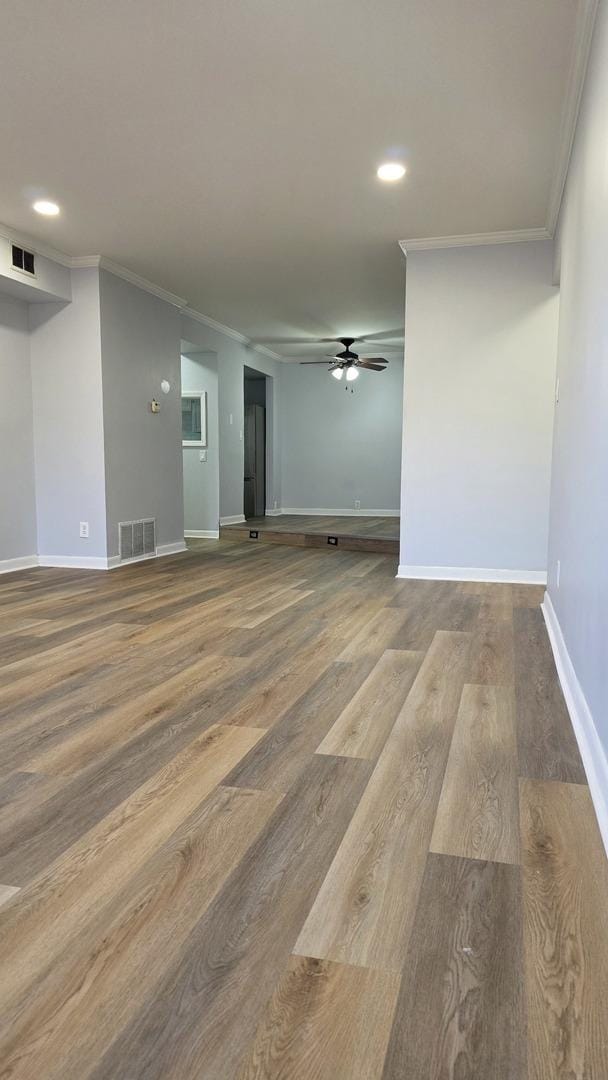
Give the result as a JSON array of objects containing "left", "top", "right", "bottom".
[
  {"left": 33, "top": 199, "right": 60, "bottom": 216},
  {"left": 377, "top": 163, "right": 406, "bottom": 182}
]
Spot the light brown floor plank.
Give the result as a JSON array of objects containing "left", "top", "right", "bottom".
[
  {"left": 520, "top": 778, "right": 608, "bottom": 1080},
  {"left": 238, "top": 955, "right": 401, "bottom": 1080},
  {"left": 295, "top": 630, "right": 471, "bottom": 971},
  {"left": 87, "top": 754, "right": 372, "bottom": 1080},
  {"left": 0, "top": 884, "right": 19, "bottom": 908},
  {"left": 0, "top": 723, "right": 265, "bottom": 1008},
  {"left": 316, "top": 648, "right": 423, "bottom": 760},
  {"left": 430, "top": 683, "right": 520, "bottom": 864},
  {"left": 0, "top": 785, "right": 281, "bottom": 1080}
]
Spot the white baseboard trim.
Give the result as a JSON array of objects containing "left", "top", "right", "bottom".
[
  {"left": 184, "top": 530, "right": 220, "bottom": 539},
  {"left": 396, "top": 564, "right": 547, "bottom": 584},
  {"left": 280, "top": 507, "right": 400, "bottom": 518},
  {"left": 36, "top": 541, "right": 187, "bottom": 572},
  {"left": 156, "top": 540, "right": 188, "bottom": 557},
  {"left": 542, "top": 591, "right": 608, "bottom": 859},
  {"left": 38, "top": 554, "right": 112, "bottom": 570},
  {"left": 265, "top": 509, "right": 283, "bottom": 517},
  {"left": 0, "top": 554, "right": 38, "bottom": 575},
  {"left": 220, "top": 515, "right": 246, "bottom": 526}
]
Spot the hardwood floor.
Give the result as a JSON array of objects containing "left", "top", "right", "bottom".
[
  {"left": 220, "top": 514, "right": 399, "bottom": 555},
  {"left": 0, "top": 539, "right": 606, "bottom": 1078},
  {"left": 222, "top": 513, "right": 400, "bottom": 539}
]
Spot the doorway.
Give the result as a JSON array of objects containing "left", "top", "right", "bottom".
[{"left": 244, "top": 366, "right": 266, "bottom": 519}]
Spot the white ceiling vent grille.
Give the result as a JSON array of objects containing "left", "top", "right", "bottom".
[{"left": 119, "top": 518, "right": 156, "bottom": 562}]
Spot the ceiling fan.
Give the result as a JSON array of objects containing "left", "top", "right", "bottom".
[{"left": 300, "top": 337, "right": 390, "bottom": 381}]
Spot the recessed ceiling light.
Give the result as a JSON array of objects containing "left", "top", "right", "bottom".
[
  {"left": 377, "top": 163, "right": 406, "bottom": 182},
  {"left": 33, "top": 200, "right": 60, "bottom": 216}
]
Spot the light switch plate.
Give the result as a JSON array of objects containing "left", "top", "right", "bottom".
[{"left": 199, "top": 450, "right": 207, "bottom": 462}]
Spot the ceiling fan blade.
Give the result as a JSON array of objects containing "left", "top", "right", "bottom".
[
  {"left": 299, "top": 360, "right": 336, "bottom": 365},
  {"left": 359, "top": 357, "right": 388, "bottom": 364},
  {"left": 357, "top": 328, "right": 405, "bottom": 342},
  {"left": 356, "top": 361, "right": 387, "bottom": 371},
  {"left": 359, "top": 344, "right": 402, "bottom": 351}
]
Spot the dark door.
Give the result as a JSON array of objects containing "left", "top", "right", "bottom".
[{"left": 244, "top": 403, "right": 266, "bottom": 517}]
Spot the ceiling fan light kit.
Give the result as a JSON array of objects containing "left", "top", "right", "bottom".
[{"left": 299, "top": 336, "right": 390, "bottom": 382}]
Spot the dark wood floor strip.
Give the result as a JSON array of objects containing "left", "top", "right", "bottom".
[
  {"left": 513, "top": 606, "right": 586, "bottom": 783},
  {"left": 381, "top": 852, "right": 527, "bottom": 1079}
]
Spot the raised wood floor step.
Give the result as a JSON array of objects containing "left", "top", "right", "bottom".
[{"left": 219, "top": 524, "right": 398, "bottom": 556}]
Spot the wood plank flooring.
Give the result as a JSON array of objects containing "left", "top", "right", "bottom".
[
  {"left": 0, "top": 539, "right": 606, "bottom": 1079},
  {"left": 220, "top": 514, "right": 399, "bottom": 555}
]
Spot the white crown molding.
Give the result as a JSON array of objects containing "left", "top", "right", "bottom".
[
  {"left": 182, "top": 306, "right": 284, "bottom": 362},
  {"left": 94, "top": 257, "right": 188, "bottom": 309},
  {"left": 397, "top": 564, "right": 547, "bottom": 584},
  {"left": 399, "top": 228, "right": 551, "bottom": 255},
  {"left": 0, "top": 221, "right": 74, "bottom": 266},
  {"left": 0, "top": 221, "right": 284, "bottom": 347},
  {"left": 546, "top": 0, "right": 599, "bottom": 235},
  {"left": 399, "top": 0, "right": 599, "bottom": 253}
]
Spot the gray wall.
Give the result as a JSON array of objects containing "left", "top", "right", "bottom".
[
  {"left": 181, "top": 351, "right": 219, "bottom": 534},
  {"left": 100, "top": 270, "right": 183, "bottom": 556},
  {"left": 180, "top": 313, "right": 282, "bottom": 519},
  {"left": 279, "top": 359, "right": 403, "bottom": 512},
  {"left": 0, "top": 295, "right": 37, "bottom": 562},
  {"left": 546, "top": 0, "right": 608, "bottom": 756},
  {"left": 29, "top": 268, "right": 108, "bottom": 560},
  {"left": 401, "top": 241, "right": 558, "bottom": 573}
]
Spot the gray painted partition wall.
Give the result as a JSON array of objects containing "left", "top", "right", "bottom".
[
  {"left": 546, "top": 0, "right": 608, "bottom": 765},
  {"left": 400, "top": 241, "right": 559, "bottom": 575},
  {"left": 278, "top": 358, "right": 403, "bottom": 513},
  {"left": 0, "top": 296, "right": 37, "bottom": 562},
  {"left": 29, "top": 268, "right": 108, "bottom": 560},
  {"left": 181, "top": 352, "right": 220, "bottom": 534},
  {"left": 7, "top": 267, "right": 185, "bottom": 565},
  {"left": 100, "top": 270, "right": 184, "bottom": 556},
  {"left": 180, "top": 313, "right": 282, "bottom": 520}
]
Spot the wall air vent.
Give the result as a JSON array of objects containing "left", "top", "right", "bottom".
[
  {"left": 118, "top": 518, "right": 156, "bottom": 563},
  {"left": 11, "top": 244, "right": 36, "bottom": 277}
]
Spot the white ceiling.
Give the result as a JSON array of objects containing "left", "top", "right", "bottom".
[{"left": 0, "top": 1, "right": 583, "bottom": 359}]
